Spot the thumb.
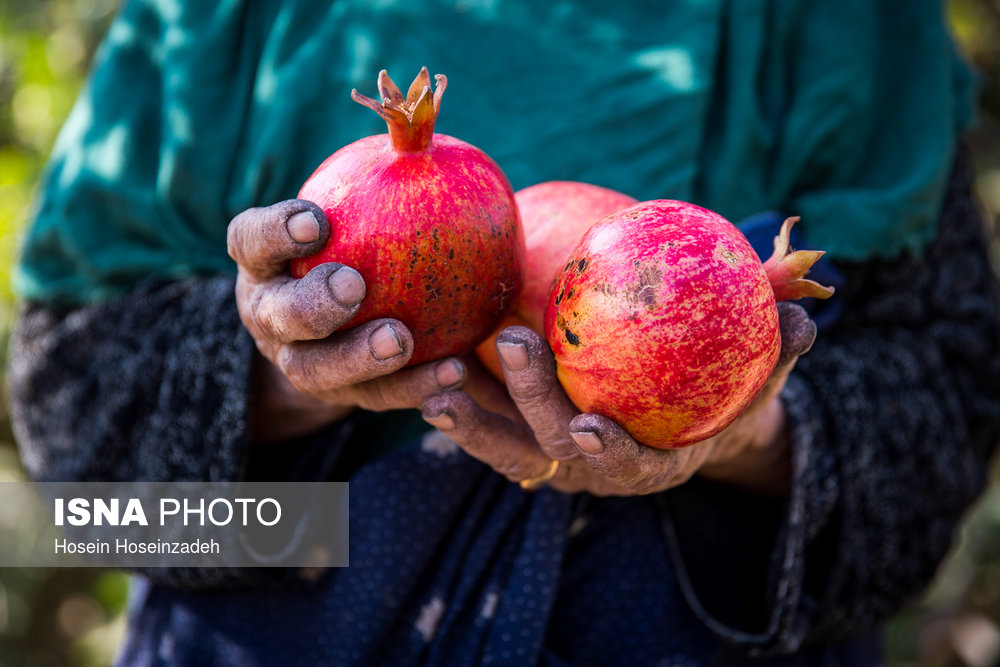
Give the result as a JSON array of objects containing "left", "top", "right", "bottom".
[
  {"left": 748, "top": 303, "right": 816, "bottom": 407},
  {"left": 775, "top": 302, "right": 817, "bottom": 372}
]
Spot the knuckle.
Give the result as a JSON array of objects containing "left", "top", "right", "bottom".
[
  {"left": 279, "top": 348, "right": 319, "bottom": 394},
  {"left": 301, "top": 315, "right": 334, "bottom": 341},
  {"left": 237, "top": 230, "right": 270, "bottom": 271},
  {"left": 257, "top": 280, "right": 338, "bottom": 343},
  {"left": 495, "top": 456, "right": 540, "bottom": 482},
  {"left": 353, "top": 381, "right": 395, "bottom": 411},
  {"left": 245, "top": 287, "right": 268, "bottom": 331},
  {"left": 621, "top": 465, "right": 671, "bottom": 494},
  {"left": 391, "top": 376, "right": 437, "bottom": 409},
  {"left": 282, "top": 293, "right": 325, "bottom": 339},
  {"left": 639, "top": 451, "right": 691, "bottom": 492},
  {"left": 589, "top": 447, "right": 668, "bottom": 494},
  {"left": 629, "top": 476, "right": 664, "bottom": 495},
  {"left": 226, "top": 216, "right": 249, "bottom": 264},
  {"left": 226, "top": 207, "right": 272, "bottom": 262},
  {"left": 264, "top": 305, "right": 296, "bottom": 343},
  {"left": 420, "top": 392, "right": 452, "bottom": 417},
  {"left": 508, "top": 376, "right": 554, "bottom": 403},
  {"left": 252, "top": 292, "right": 288, "bottom": 342},
  {"left": 297, "top": 272, "right": 351, "bottom": 337},
  {"left": 541, "top": 436, "right": 577, "bottom": 458},
  {"left": 234, "top": 282, "right": 258, "bottom": 331}
]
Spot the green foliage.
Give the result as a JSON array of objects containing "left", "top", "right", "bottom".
[
  {"left": 0, "top": 4, "right": 125, "bottom": 665},
  {"left": 0, "top": 0, "right": 116, "bottom": 323},
  {"left": 948, "top": 0, "right": 1000, "bottom": 281}
]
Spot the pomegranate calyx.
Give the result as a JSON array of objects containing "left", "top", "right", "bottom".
[
  {"left": 351, "top": 67, "right": 447, "bottom": 153},
  {"left": 762, "top": 217, "right": 836, "bottom": 302}
]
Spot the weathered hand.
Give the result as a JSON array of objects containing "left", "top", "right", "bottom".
[
  {"left": 228, "top": 199, "right": 464, "bottom": 444},
  {"left": 421, "top": 303, "right": 816, "bottom": 496}
]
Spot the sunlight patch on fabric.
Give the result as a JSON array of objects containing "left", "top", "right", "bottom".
[
  {"left": 420, "top": 430, "right": 460, "bottom": 457},
  {"left": 480, "top": 591, "right": 499, "bottom": 620},
  {"left": 415, "top": 597, "right": 446, "bottom": 642},
  {"left": 635, "top": 47, "right": 696, "bottom": 92},
  {"left": 84, "top": 125, "right": 127, "bottom": 182}
]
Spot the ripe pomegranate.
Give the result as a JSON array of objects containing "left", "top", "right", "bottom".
[
  {"left": 544, "top": 201, "right": 833, "bottom": 448},
  {"left": 475, "top": 181, "right": 637, "bottom": 379},
  {"left": 291, "top": 68, "right": 525, "bottom": 366}
]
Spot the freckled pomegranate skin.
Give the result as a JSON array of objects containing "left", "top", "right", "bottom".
[
  {"left": 291, "top": 132, "right": 525, "bottom": 367},
  {"left": 544, "top": 200, "right": 780, "bottom": 448},
  {"left": 475, "top": 181, "right": 637, "bottom": 380},
  {"left": 512, "top": 182, "right": 638, "bottom": 328}
]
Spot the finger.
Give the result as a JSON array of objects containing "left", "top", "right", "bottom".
[
  {"left": 568, "top": 413, "right": 709, "bottom": 494},
  {"left": 228, "top": 200, "right": 329, "bottom": 280},
  {"left": 460, "top": 356, "right": 525, "bottom": 423},
  {"left": 276, "top": 318, "right": 413, "bottom": 394},
  {"left": 239, "top": 263, "right": 366, "bottom": 344},
  {"left": 742, "top": 303, "right": 818, "bottom": 409},
  {"left": 421, "top": 391, "right": 553, "bottom": 484},
  {"left": 775, "top": 302, "right": 817, "bottom": 369},
  {"left": 350, "top": 357, "right": 466, "bottom": 411},
  {"left": 495, "top": 326, "right": 580, "bottom": 460}
]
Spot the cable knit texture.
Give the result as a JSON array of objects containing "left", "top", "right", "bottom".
[
  {"left": 10, "top": 275, "right": 254, "bottom": 483},
  {"left": 791, "top": 149, "right": 1000, "bottom": 642}
]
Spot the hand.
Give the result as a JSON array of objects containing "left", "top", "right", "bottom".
[
  {"left": 228, "top": 199, "right": 465, "bottom": 445},
  {"left": 420, "top": 303, "right": 816, "bottom": 496}
]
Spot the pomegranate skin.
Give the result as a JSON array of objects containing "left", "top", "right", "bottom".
[
  {"left": 290, "top": 69, "right": 524, "bottom": 367},
  {"left": 475, "top": 181, "right": 636, "bottom": 379},
  {"left": 544, "top": 200, "right": 780, "bottom": 448},
  {"left": 514, "top": 182, "right": 638, "bottom": 329}
]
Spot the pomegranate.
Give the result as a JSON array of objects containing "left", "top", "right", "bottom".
[
  {"left": 544, "top": 201, "right": 833, "bottom": 448},
  {"left": 475, "top": 181, "right": 637, "bottom": 379},
  {"left": 291, "top": 68, "right": 525, "bottom": 366}
]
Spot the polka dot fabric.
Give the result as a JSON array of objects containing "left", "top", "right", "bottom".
[{"left": 117, "top": 436, "right": 716, "bottom": 665}]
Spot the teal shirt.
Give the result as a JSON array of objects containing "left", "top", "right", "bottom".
[{"left": 17, "top": 0, "right": 976, "bottom": 304}]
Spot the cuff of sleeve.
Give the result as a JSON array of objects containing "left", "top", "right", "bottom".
[{"left": 659, "top": 373, "right": 839, "bottom": 656}]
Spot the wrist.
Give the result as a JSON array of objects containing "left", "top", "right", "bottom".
[
  {"left": 250, "top": 353, "right": 353, "bottom": 445},
  {"left": 698, "top": 399, "right": 793, "bottom": 497}
]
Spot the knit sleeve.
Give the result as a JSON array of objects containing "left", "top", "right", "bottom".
[
  {"left": 661, "top": 150, "right": 1000, "bottom": 656},
  {"left": 9, "top": 276, "right": 254, "bottom": 483},
  {"left": 7, "top": 274, "right": 364, "bottom": 588}
]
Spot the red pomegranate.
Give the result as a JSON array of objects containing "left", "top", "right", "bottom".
[
  {"left": 291, "top": 68, "right": 525, "bottom": 366},
  {"left": 544, "top": 201, "right": 832, "bottom": 448},
  {"left": 475, "top": 181, "right": 637, "bottom": 379}
]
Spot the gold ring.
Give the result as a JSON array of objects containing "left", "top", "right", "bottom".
[{"left": 518, "top": 459, "right": 560, "bottom": 491}]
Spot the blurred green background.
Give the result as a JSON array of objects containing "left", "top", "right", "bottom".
[
  {"left": 1, "top": 1, "right": 999, "bottom": 665},
  {"left": 0, "top": 3, "right": 127, "bottom": 666}
]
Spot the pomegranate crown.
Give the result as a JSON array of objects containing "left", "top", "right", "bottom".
[
  {"left": 761, "top": 217, "right": 836, "bottom": 302},
  {"left": 352, "top": 67, "right": 447, "bottom": 153}
]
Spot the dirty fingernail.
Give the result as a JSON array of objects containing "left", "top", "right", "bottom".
[
  {"left": 424, "top": 412, "right": 456, "bottom": 431},
  {"left": 571, "top": 431, "right": 604, "bottom": 454},
  {"left": 287, "top": 211, "right": 321, "bottom": 244},
  {"left": 329, "top": 266, "right": 365, "bottom": 307},
  {"left": 370, "top": 324, "right": 403, "bottom": 360},
  {"left": 435, "top": 358, "right": 464, "bottom": 389},
  {"left": 497, "top": 341, "right": 529, "bottom": 371}
]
